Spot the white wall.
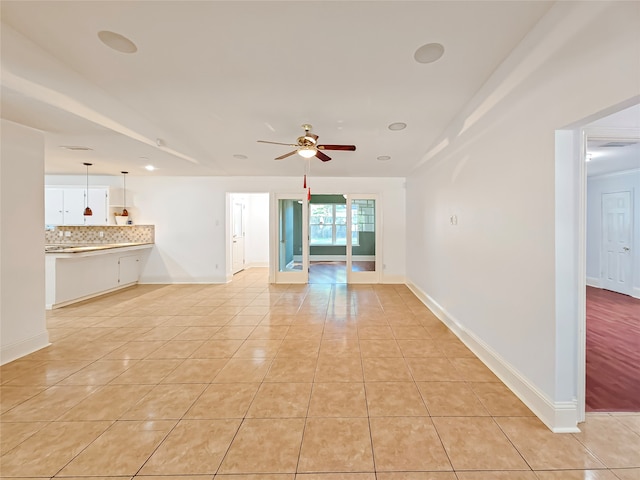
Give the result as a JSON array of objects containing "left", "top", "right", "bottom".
[
  {"left": 245, "top": 193, "right": 270, "bottom": 268},
  {"left": 46, "top": 175, "right": 406, "bottom": 284},
  {"left": 1, "top": 120, "right": 49, "bottom": 364},
  {"left": 587, "top": 169, "right": 640, "bottom": 298},
  {"left": 405, "top": 1, "right": 640, "bottom": 431}
]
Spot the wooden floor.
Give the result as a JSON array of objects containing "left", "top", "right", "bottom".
[
  {"left": 309, "top": 261, "right": 375, "bottom": 284},
  {"left": 586, "top": 286, "right": 640, "bottom": 412}
]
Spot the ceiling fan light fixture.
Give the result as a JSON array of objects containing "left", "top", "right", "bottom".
[{"left": 298, "top": 146, "right": 317, "bottom": 158}]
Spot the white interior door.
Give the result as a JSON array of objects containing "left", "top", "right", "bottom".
[
  {"left": 346, "top": 194, "right": 380, "bottom": 283},
  {"left": 272, "top": 194, "right": 308, "bottom": 283},
  {"left": 232, "top": 199, "right": 245, "bottom": 274},
  {"left": 601, "top": 191, "right": 633, "bottom": 295}
]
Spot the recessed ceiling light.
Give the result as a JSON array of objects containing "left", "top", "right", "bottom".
[
  {"left": 60, "top": 145, "right": 93, "bottom": 151},
  {"left": 98, "top": 30, "right": 137, "bottom": 54},
  {"left": 144, "top": 165, "right": 155, "bottom": 171},
  {"left": 414, "top": 43, "right": 445, "bottom": 64},
  {"left": 377, "top": 155, "right": 391, "bottom": 161},
  {"left": 233, "top": 154, "right": 248, "bottom": 160},
  {"left": 388, "top": 122, "right": 407, "bottom": 131}
]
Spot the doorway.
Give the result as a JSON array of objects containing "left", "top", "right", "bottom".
[
  {"left": 227, "top": 193, "right": 270, "bottom": 279},
  {"left": 231, "top": 197, "right": 245, "bottom": 274},
  {"left": 557, "top": 100, "right": 640, "bottom": 422},
  {"left": 584, "top": 130, "right": 639, "bottom": 411},
  {"left": 271, "top": 193, "right": 381, "bottom": 285}
]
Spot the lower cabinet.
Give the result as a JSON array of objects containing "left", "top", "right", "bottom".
[
  {"left": 118, "top": 255, "right": 140, "bottom": 286},
  {"left": 45, "top": 246, "right": 150, "bottom": 309}
]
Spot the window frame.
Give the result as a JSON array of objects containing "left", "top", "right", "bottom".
[{"left": 309, "top": 203, "right": 359, "bottom": 246}]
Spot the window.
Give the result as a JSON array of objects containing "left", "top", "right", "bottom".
[{"left": 309, "top": 204, "right": 359, "bottom": 246}]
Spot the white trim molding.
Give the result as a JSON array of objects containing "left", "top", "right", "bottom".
[
  {"left": 245, "top": 262, "right": 269, "bottom": 269},
  {"left": 381, "top": 274, "right": 406, "bottom": 284},
  {"left": 407, "top": 281, "right": 580, "bottom": 433},
  {"left": 588, "top": 167, "right": 640, "bottom": 181},
  {"left": 1, "top": 332, "right": 50, "bottom": 366},
  {"left": 586, "top": 277, "right": 602, "bottom": 288}
]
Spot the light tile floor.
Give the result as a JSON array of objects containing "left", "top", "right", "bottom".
[{"left": 1, "top": 268, "right": 638, "bottom": 479}]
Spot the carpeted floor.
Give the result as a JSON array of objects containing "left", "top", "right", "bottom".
[{"left": 586, "top": 286, "right": 640, "bottom": 412}]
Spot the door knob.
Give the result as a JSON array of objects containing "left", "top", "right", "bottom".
[{"left": 623, "top": 246, "right": 630, "bottom": 251}]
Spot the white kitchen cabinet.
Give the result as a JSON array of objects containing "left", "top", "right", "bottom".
[
  {"left": 44, "top": 188, "right": 65, "bottom": 225},
  {"left": 45, "top": 245, "right": 152, "bottom": 309},
  {"left": 118, "top": 255, "right": 140, "bottom": 286},
  {"left": 85, "top": 188, "right": 109, "bottom": 225},
  {"left": 45, "top": 187, "right": 109, "bottom": 225}
]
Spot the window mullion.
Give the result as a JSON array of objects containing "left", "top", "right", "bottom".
[{"left": 332, "top": 204, "right": 337, "bottom": 245}]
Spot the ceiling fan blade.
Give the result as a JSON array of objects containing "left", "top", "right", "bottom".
[
  {"left": 258, "top": 140, "right": 297, "bottom": 147},
  {"left": 318, "top": 144, "right": 356, "bottom": 151},
  {"left": 315, "top": 150, "right": 332, "bottom": 162},
  {"left": 275, "top": 150, "right": 297, "bottom": 160}
]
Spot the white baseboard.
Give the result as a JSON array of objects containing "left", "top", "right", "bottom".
[
  {"left": 47, "top": 282, "right": 138, "bottom": 310},
  {"left": 586, "top": 278, "right": 640, "bottom": 299},
  {"left": 381, "top": 274, "right": 406, "bottom": 284},
  {"left": 1, "top": 332, "right": 50, "bottom": 365},
  {"left": 245, "top": 262, "right": 269, "bottom": 268},
  {"left": 586, "top": 277, "right": 601, "bottom": 288},
  {"left": 407, "top": 281, "right": 579, "bottom": 433}
]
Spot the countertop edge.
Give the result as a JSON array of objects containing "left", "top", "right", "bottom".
[{"left": 46, "top": 243, "right": 154, "bottom": 258}]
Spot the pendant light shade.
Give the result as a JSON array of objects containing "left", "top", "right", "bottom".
[
  {"left": 83, "top": 162, "right": 93, "bottom": 216},
  {"left": 121, "top": 171, "right": 129, "bottom": 216}
]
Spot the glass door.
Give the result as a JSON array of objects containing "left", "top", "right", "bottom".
[
  {"left": 346, "top": 195, "right": 380, "bottom": 283},
  {"left": 272, "top": 193, "right": 308, "bottom": 283}
]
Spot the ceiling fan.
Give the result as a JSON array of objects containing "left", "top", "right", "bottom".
[{"left": 257, "top": 124, "right": 356, "bottom": 162}]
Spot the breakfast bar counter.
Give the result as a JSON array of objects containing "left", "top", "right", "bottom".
[{"left": 45, "top": 243, "right": 153, "bottom": 309}]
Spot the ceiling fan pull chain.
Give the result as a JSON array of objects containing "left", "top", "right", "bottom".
[{"left": 303, "top": 174, "right": 307, "bottom": 189}]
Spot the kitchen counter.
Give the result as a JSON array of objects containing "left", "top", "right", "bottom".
[
  {"left": 45, "top": 242, "right": 153, "bottom": 255},
  {"left": 45, "top": 243, "right": 153, "bottom": 309}
]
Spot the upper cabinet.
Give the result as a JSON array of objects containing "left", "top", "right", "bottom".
[{"left": 45, "top": 187, "right": 109, "bottom": 225}]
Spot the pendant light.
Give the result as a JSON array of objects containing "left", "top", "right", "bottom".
[
  {"left": 121, "top": 171, "right": 129, "bottom": 216},
  {"left": 83, "top": 162, "right": 93, "bottom": 216}
]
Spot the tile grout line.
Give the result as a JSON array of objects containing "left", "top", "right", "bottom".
[{"left": 291, "top": 284, "right": 325, "bottom": 476}]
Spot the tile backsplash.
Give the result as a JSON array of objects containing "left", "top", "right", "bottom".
[{"left": 45, "top": 225, "right": 154, "bottom": 245}]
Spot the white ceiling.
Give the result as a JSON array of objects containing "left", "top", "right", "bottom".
[
  {"left": 2, "top": 1, "right": 563, "bottom": 177},
  {"left": 586, "top": 104, "right": 640, "bottom": 177}
]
